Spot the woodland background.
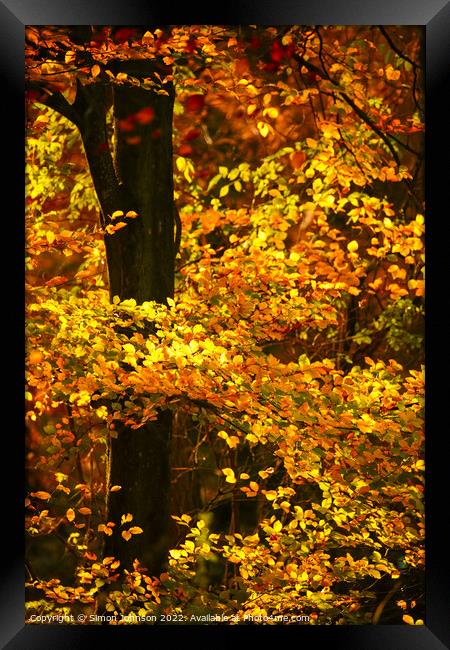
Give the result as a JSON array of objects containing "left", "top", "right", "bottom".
[{"left": 25, "top": 25, "right": 424, "bottom": 625}]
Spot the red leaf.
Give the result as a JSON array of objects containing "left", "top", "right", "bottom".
[
  {"left": 134, "top": 106, "right": 155, "bottom": 125},
  {"left": 178, "top": 143, "right": 193, "bottom": 157},
  {"left": 185, "top": 95, "right": 205, "bottom": 113}
]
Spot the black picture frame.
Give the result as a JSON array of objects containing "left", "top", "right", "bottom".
[{"left": 3, "top": 1, "right": 449, "bottom": 647}]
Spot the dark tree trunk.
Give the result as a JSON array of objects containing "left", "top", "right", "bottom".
[
  {"left": 60, "top": 63, "right": 176, "bottom": 575},
  {"left": 102, "top": 78, "right": 175, "bottom": 575},
  {"left": 105, "top": 79, "right": 175, "bottom": 303}
]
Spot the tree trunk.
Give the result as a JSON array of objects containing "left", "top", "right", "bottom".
[
  {"left": 77, "top": 66, "right": 175, "bottom": 574},
  {"left": 105, "top": 80, "right": 175, "bottom": 574}
]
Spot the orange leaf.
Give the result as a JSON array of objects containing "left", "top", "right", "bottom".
[
  {"left": 129, "top": 526, "right": 143, "bottom": 535},
  {"left": 30, "top": 491, "right": 51, "bottom": 500},
  {"left": 290, "top": 151, "right": 306, "bottom": 169}
]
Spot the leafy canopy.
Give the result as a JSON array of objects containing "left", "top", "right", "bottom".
[{"left": 26, "top": 25, "right": 424, "bottom": 625}]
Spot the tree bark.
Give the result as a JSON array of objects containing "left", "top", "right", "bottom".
[
  {"left": 72, "top": 67, "right": 175, "bottom": 574},
  {"left": 103, "top": 77, "right": 175, "bottom": 574}
]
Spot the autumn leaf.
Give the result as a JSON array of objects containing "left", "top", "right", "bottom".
[
  {"left": 129, "top": 526, "right": 143, "bottom": 535},
  {"left": 121, "top": 513, "right": 133, "bottom": 525},
  {"left": 30, "top": 491, "right": 51, "bottom": 500},
  {"left": 222, "top": 468, "right": 236, "bottom": 484},
  {"left": 257, "top": 121, "right": 270, "bottom": 138}
]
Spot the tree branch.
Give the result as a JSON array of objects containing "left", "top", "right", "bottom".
[
  {"left": 378, "top": 26, "right": 421, "bottom": 71},
  {"left": 29, "top": 83, "right": 81, "bottom": 127},
  {"left": 294, "top": 52, "right": 420, "bottom": 163}
]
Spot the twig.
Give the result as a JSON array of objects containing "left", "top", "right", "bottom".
[{"left": 378, "top": 27, "right": 421, "bottom": 71}]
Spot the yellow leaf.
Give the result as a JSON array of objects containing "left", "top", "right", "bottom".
[
  {"left": 273, "top": 520, "right": 283, "bottom": 533},
  {"left": 91, "top": 64, "right": 101, "bottom": 78},
  {"left": 263, "top": 107, "right": 279, "bottom": 119},
  {"left": 142, "top": 31, "right": 154, "bottom": 44},
  {"left": 110, "top": 485, "right": 122, "bottom": 492},
  {"left": 189, "top": 339, "right": 199, "bottom": 353},
  {"left": 111, "top": 210, "right": 124, "bottom": 220},
  {"left": 257, "top": 121, "right": 270, "bottom": 138},
  {"left": 240, "top": 567, "right": 249, "bottom": 579},
  {"left": 219, "top": 185, "right": 229, "bottom": 198},
  {"left": 121, "top": 513, "right": 133, "bottom": 525},
  {"left": 122, "top": 530, "right": 132, "bottom": 541},
  {"left": 402, "top": 615, "right": 415, "bottom": 625},
  {"left": 129, "top": 526, "right": 143, "bottom": 535},
  {"left": 347, "top": 240, "right": 359, "bottom": 252},
  {"left": 66, "top": 508, "right": 75, "bottom": 522},
  {"left": 64, "top": 51, "right": 76, "bottom": 64},
  {"left": 78, "top": 507, "right": 92, "bottom": 515},
  {"left": 222, "top": 468, "right": 236, "bottom": 484},
  {"left": 176, "top": 156, "right": 186, "bottom": 172}
]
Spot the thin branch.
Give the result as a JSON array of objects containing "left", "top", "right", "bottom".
[
  {"left": 378, "top": 26, "right": 421, "bottom": 71},
  {"left": 294, "top": 53, "right": 420, "bottom": 162},
  {"left": 378, "top": 26, "right": 423, "bottom": 118}
]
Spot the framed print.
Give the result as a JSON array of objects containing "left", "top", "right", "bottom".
[{"left": 1, "top": 0, "right": 449, "bottom": 647}]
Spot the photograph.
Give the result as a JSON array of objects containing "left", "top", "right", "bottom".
[
  {"left": 0, "top": 2, "right": 445, "bottom": 646},
  {"left": 24, "top": 23, "right": 425, "bottom": 626}
]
